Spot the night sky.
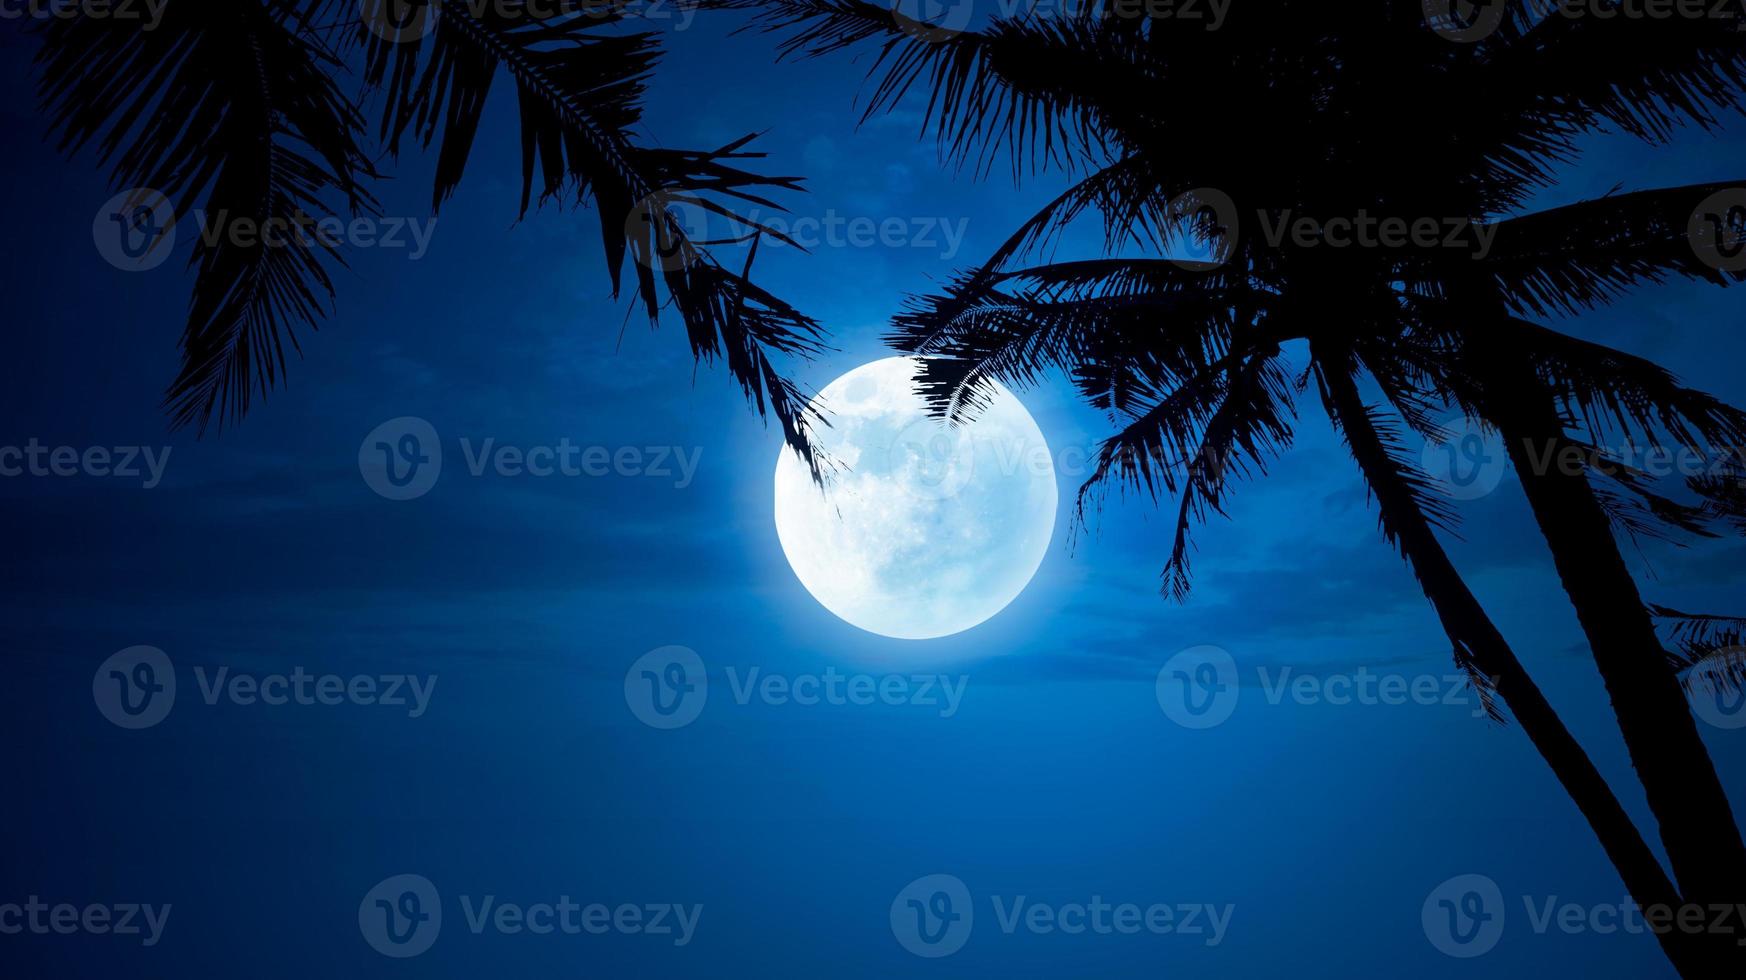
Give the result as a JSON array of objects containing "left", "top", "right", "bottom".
[{"left": 3, "top": 6, "right": 1745, "bottom": 977}]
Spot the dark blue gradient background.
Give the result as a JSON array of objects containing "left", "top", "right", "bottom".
[{"left": 2, "top": 9, "right": 1744, "bottom": 977}]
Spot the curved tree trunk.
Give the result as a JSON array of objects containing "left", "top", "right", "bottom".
[
  {"left": 1471, "top": 349, "right": 1746, "bottom": 917},
  {"left": 1316, "top": 358, "right": 1717, "bottom": 975}
]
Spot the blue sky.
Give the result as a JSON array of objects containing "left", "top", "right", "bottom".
[{"left": 2, "top": 8, "right": 1745, "bottom": 977}]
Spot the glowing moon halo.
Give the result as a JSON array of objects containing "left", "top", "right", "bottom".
[{"left": 773, "top": 357, "right": 1057, "bottom": 640}]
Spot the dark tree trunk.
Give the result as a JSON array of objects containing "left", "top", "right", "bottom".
[
  {"left": 1316, "top": 360, "right": 1721, "bottom": 975},
  {"left": 1474, "top": 350, "right": 1746, "bottom": 917}
]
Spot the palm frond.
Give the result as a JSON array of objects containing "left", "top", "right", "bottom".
[
  {"left": 1077, "top": 351, "right": 1294, "bottom": 601},
  {"left": 36, "top": 0, "right": 378, "bottom": 432},
  {"left": 357, "top": 0, "right": 832, "bottom": 472},
  {"left": 712, "top": 0, "right": 1139, "bottom": 174},
  {"left": 1438, "top": 181, "right": 1746, "bottom": 319},
  {"left": 1653, "top": 605, "right": 1746, "bottom": 697}
]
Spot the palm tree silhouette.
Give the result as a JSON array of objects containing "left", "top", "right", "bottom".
[
  {"left": 32, "top": 0, "right": 830, "bottom": 477},
  {"left": 723, "top": 0, "right": 1746, "bottom": 971}
]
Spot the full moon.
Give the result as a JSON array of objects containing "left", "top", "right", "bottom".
[{"left": 773, "top": 357, "right": 1058, "bottom": 640}]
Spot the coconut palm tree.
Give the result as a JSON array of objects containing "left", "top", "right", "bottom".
[
  {"left": 30, "top": 0, "right": 830, "bottom": 477},
  {"left": 720, "top": 0, "right": 1746, "bottom": 970}
]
